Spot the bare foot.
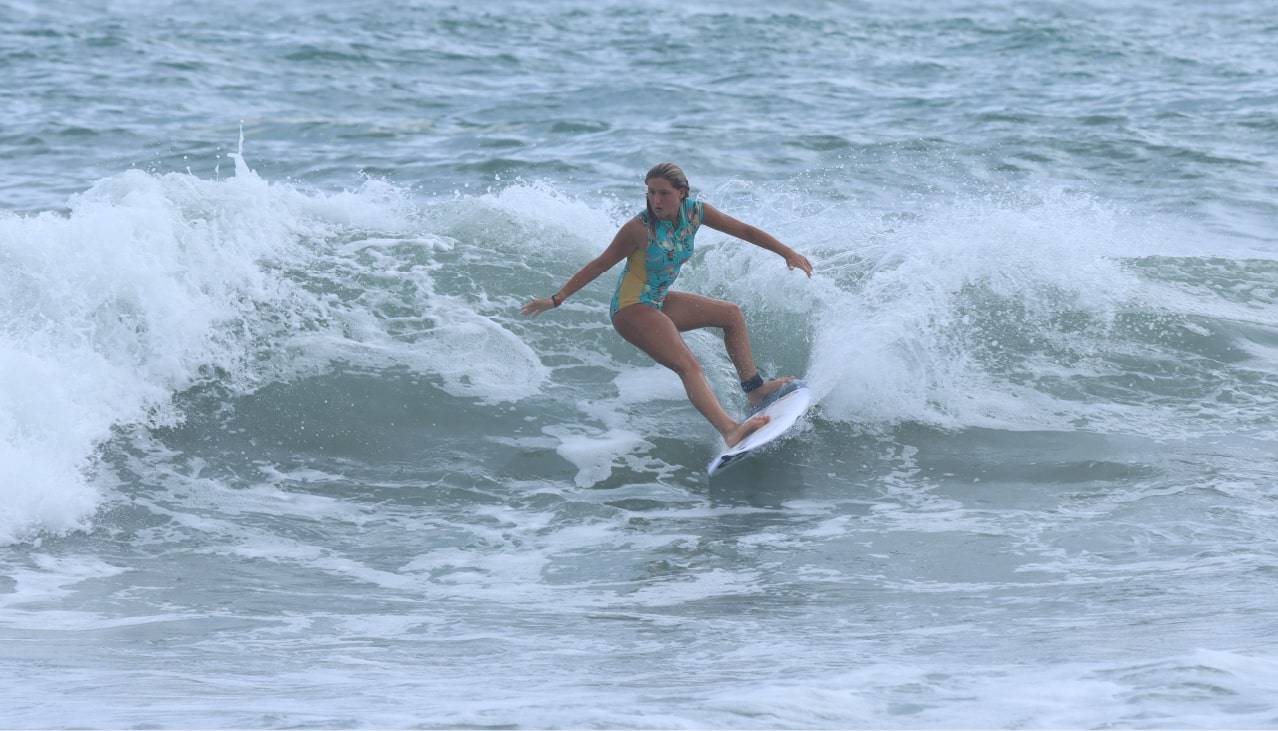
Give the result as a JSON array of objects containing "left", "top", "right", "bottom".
[
  {"left": 724, "top": 413, "right": 771, "bottom": 448},
  {"left": 747, "top": 376, "right": 796, "bottom": 409}
]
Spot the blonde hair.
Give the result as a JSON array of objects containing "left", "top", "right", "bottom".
[{"left": 645, "top": 162, "right": 690, "bottom": 199}]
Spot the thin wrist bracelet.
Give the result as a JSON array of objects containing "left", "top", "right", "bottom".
[{"left": 550, "top": 293, "right": 562, "bottom": 307}]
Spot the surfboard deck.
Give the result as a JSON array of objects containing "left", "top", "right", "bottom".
[{"left": 707, "top": 381, "right": 813, "bottom": 477}]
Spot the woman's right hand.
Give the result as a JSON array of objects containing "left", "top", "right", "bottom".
[{"left": 521, "top": 297, "right": 556, "bottom": 317}]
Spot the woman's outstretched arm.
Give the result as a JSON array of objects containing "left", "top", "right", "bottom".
[
  {"left": 521, "top": 217, "right": 645, "bottom": 317},
  {"left": 702, "top": 203, "right": 813, "bottom": 277}
]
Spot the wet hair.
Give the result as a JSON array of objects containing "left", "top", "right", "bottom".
[{"left": 645, "top": 162, "right": 690, "bottom": 199}]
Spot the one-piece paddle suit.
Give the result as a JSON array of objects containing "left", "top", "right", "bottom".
[{"left": 610, "top": 197, "right": 704, "bottom": 319}]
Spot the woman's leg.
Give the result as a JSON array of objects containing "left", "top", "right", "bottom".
[
  {"left": 612, "top": 303, "right": 768, "bottom": 446},
  {"left": 661, "top": 292, "right": 794, "bottom": 406}
]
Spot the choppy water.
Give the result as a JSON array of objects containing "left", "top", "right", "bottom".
[{"left": 3, "top": 1, "right": 1277, "bottom": 728}]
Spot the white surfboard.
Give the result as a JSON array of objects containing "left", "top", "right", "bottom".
[{"left": 707, "top": 382, "right": 813, "bottom": 476}]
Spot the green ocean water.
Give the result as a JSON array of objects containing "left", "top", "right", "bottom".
[{"left": 2, "top": 1, "right": 1277, "bottom": 727}]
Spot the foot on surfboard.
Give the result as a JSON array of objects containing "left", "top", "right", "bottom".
[
  {"left": 708, "top": 381, "right": 814, "bottom": 476},
  {"left": 748, "top": 377, "right": 799, "bottom": 415},
  {"left": 724, "top": 413, "right": 772, "bottom": 448}
]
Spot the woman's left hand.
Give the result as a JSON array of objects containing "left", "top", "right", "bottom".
[{"left": 784, "top": 250, "right": 814, "bottom": 277}]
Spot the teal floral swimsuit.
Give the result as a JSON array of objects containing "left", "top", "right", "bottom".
[{"left": 610, "top": 197, "right": 704, "bottom": 319}]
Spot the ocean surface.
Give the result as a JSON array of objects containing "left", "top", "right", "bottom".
[{"left": 3, "top": 0, "right": 1277, "bottom": 727}]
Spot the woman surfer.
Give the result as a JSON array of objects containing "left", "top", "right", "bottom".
[{"left": 521, "top": 163, "right": 813, "bottom": 447}]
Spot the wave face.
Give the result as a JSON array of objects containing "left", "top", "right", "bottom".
[{"left": 13, "top": 171, "right": 1274, "bottom": 534}]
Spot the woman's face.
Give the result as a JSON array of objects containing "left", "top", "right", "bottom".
[{"left": 646, "top": 177, "right": 685, "bottom": 221}]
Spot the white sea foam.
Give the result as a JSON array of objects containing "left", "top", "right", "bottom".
[
  {"left": 545, "top": 424, "right": 648, "bottom": 488},
  {"left": 803, "top": 194, "right": 1140, "bottom": 428},
  {"left": 0, "top": 162, "right": 419, "bottom": 544},
  {"left": 691, "top": 184, "right": 1278, "bottom": 438},
  {"left": 475, "top": 179, "right": 623, "bottom": 259}
]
